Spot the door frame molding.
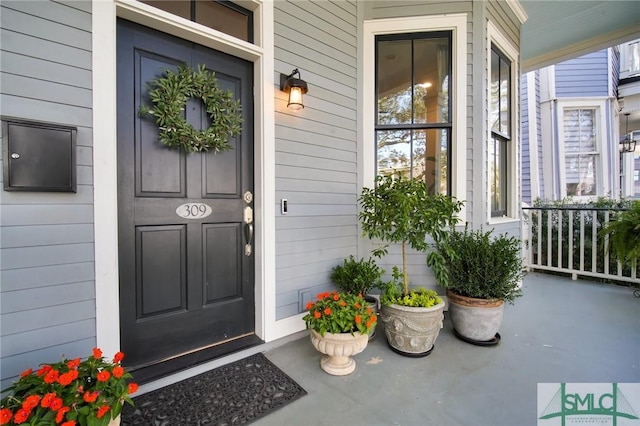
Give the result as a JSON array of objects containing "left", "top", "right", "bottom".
[{"left": 92, "top": 0, "right": 276, "bottom": 357}]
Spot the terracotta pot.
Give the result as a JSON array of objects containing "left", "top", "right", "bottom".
[
  {"left": 380, "top": 301, "right": 445, "bottom": 356},
  {"left": 447, "top": 290, "right": 504, "bottom": 342},
  {"left": 309, "top": 329, "right": 368, "bottom": 375}
]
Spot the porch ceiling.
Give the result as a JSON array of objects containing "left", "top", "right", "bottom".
[{"left": 520, "top": 0, "right": 640, "bottom": 72}]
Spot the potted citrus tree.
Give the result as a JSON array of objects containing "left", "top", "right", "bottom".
[
  {"left": 330, "top": 255, "right": 384, "bottom": 339},
  {"left": 0, "top": 348, "right": 138, "bottom": 426},
  {"left": 435, "top": 225, "right": 524, "bottom": 345},
  {"left": 303, "top": 291, "right": 377, "bottom": 376},
  {"left": 359, "top": 173, "right": 463, "bottom": 356}
]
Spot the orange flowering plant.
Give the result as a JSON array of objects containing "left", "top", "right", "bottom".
[
  {"left": 303, "top": 291, "right": 377, "bottom": 336},
  {"left": 0, "top": 348, "right": 138, "bottom": 426}
]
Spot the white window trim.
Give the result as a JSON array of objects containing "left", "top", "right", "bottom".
[
  {"left": 556, "top": 99, "right": 608, "bottom": 200},
  {"left": 361, "top": 14, "right": 467, "bottom": 220},
  {"left": 92, "top": 0, "right": 277, "bottom": 357},
  {"left": 487, "top": 21, "right": 519, "bottom": 224}
]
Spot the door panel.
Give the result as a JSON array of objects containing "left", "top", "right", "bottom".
[{"left": 117, "top": 19, "right": 257, "bottom": 378}]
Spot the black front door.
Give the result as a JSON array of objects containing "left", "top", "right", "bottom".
[{"left": 116, "top": 20, "right": 258, "bottom": 381}]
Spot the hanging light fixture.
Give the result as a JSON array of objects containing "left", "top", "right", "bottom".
[
  {"left": 621, "top": 113, "right": 637, "bottom": 153},
  {"left": 280, "top": 68, "right": 308, "bottom": 110}
]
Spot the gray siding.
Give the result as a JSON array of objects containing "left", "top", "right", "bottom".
[
  {"left": 535, "top": 71, "right": 544, "bottom": 200},
  {"left": 0, "top": 0, "right": 94, "bottom": 389},
  {"left": 555, "top": 50, "right": 610, "bottom": 97},
  {"left": 274, "top": 0, "right": 359, "bottom": 319}
]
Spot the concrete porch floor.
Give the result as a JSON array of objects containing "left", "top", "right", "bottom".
[{"left": 138, "top": 272, "right": 639, "bottom": 426}]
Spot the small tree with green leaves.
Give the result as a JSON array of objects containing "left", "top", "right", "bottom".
[{"left": 359, "top": 173, "right": 463, "bottom": 299}]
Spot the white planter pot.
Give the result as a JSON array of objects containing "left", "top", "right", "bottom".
[
  {"left": 310, "top": 329, "right": 369, "bottom": 375},
  {"left": 380, "top": 301, "right": 445, "bottom": 356},
  {"left": 447, "top": 290, "right": 504, "bottom": 342}
]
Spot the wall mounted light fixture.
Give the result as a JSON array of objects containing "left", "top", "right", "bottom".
[
  {"left": 280, "top": 68, "right": 308, "bottom": 110},
  {"left": 621, "top": 113, "right": 637, "bottom": 153}
]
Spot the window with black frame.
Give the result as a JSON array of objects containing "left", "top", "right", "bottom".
[
  {"left": 375, "top": 32, "right": 452, "bottom": 195},
  {"left": 490, "top": 44, "right": 511, "bottom": 217}
]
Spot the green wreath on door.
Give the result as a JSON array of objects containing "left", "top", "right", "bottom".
[{"left": 140, "top": 64, "right": 242, "bottom": 153}]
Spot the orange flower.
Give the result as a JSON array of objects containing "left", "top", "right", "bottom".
[
  {"left": 67, "top": 358, "right": 81, "bottom": 369},
  {"left": 112, "top": 366, "right": 125, "bottom": 379},
  {"left": 61, "top": 421, "right": 77, "bottom": 426},
  {"left": 41, "top": 392, "right": 56, "bottom": 408},
  {"left": 113, "top": 352, "right": 125, "bottom": 363},
  {"left": 339, "top": 300, "right": 346, "bottom": 307},
  {"left": 22, "top": 395, "right": 41, "bottom": 410},
  {"left": 333, "top": 294, "right": 340, "bottom": 301},
  {"left": 57, "top": 372, "right": 74, "bottom": 386},
  {"left": 127, "top": 382, "right": 139, "bottom": 394},
  {"left": 12, "top": 408, "right": 29, "bottom": 424},
  {"left": 68, "top": 369, "right": 78, "bottom": 381},
  {"left": 0, "top": 408, "right": 12, "bottom": 425},
  {"left": 367, "top": 307, "right": 372, "bottom": 314},
  {"left": 55, "top": 407, "right": 70, "bottom": 424},
  {"left": 96, "top": 371, "right": 110, "bottom": 382},
  {"left": 92, "top": 348, "right": 103, "bottom": 359},
  {"left": 313, "top": 311, "right": 321, "bottom": 319},
  {"left": 305, "top": 301, "right": 314, "bottom": 310},
  {"left": 20, "top": 368, "right": 32, "bottom": 378},
  {"left": 50, "top": 397, "right": 64, "bottom": 411},
  {"left": 44, "top": 369, "right": 59, "bottom": 384},
  {"left": 83, "top": 391, "right": 99, "bottom": 403},
  {"left": 355, "top": 315, "right": 362, "bottom": 324},
  {"left": 37, "top": 365, "right": 52, "bottom": 376},
  {"left": 354, "top": 303, "right": 361, "bottom": 309},
  {"left": 96, "top": 406, "right": 110, "bottom": 419},
  {"left": 323, "top": 307, "right": 332, "bottom": 315}
]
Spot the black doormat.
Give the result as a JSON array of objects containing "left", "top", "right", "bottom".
[{"left": 121, "top": 353, "right": 306, "bottom": 426}]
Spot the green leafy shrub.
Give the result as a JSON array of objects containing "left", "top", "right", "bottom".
[
  {"left": 330, "top": 255, "right": 384, "bottom": 296},
  {"left": 435, "top": 225, "right": 524, "bottom": 304}
]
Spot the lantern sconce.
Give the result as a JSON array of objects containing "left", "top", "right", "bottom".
[
  {"left": 621, "top": 113, "right": 637, "bottom": 154},
  {"left": 280, "top": 68, "right": 308, "bottom": 111}
]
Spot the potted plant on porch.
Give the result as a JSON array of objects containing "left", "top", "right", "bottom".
[
  {"left": 0, "top": 348, "right": 138, "bottom": 426},
  {"left": 359, "top": 173, "right": 463, "bottom": 356},
  {"left": 303, "top": 291, "right": 377, "bottom": 376},
  {"left": 435, "top": 225, "right": 524, "bottom": 345},
  {"left": 330, "top": 255, "right": 384, "bottom": 340}
]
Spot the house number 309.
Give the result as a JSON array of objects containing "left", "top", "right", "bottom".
[{"left": 175, "top": 203, "right": 212, "bottom": 219}]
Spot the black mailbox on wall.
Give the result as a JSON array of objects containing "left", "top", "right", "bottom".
[{"left": 2, "top": 118, "right": 77, "bottom": 192}]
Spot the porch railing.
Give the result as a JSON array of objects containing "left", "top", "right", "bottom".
[{"left": 521, "top": 205, "right": 638, "bottom": 284}]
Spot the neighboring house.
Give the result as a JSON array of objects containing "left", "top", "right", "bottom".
[
  {"left": 0, "top": 0, "right": 637, "bottom": 388},
  {"left": 618, "top": 39, "right": 640, "bottom": 198},
  {"left": 521, "top": 39, "right": 640, "bottom": 203}
]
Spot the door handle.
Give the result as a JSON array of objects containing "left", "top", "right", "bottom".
[{"left": 244, "top": 223, "right": 254, "bottom": 256}]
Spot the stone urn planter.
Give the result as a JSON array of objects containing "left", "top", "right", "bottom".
[
  {"left": 310, "top": 329, "right": 369, "bottom": 375},
  {"left": 447, "top": 290, "right": 504, "bottom": 342},
  {"left": 109, "top": 415, "right": 121, "bottom": 426},
  {"left": 380, "top": 301, "right": 445, "bottom": 356}
]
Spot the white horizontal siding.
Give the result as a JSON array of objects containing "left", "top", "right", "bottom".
[{"left": 0, "top": 0, "right": 95, "bottom": 387}]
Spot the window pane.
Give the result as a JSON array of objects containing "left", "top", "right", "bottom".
[
  {"left": 566, "top": 155, "right": 596, "bottom": 196},
  {"left": 413, "top": 129, "right": 449, "bottom": 195},
  {"left": 413, "top": 38, "right": 449, "bottom": 123},
  {"left": 377, "top": 130, "right": 411, "bottom": 176},
  {"left": 196, "top": 1, "right": 250, "bottom": 43},
  {"left": 490, "top": 134, "right": 507, "bottom": 216},
  {"left": 564, "top": 109, "right": 596, "bottom": 152},
  {"left": 377, "top": 40, "right": 412, "bottom": 125},
  {"left": 499, "top": 56, "right": 510, "bottom": 136},
  {"left": 140, "top": 1, "right": 190, "bottom": 20},
  {"left": 490, "top": 50, "right": 500, "bottom": 132}
]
